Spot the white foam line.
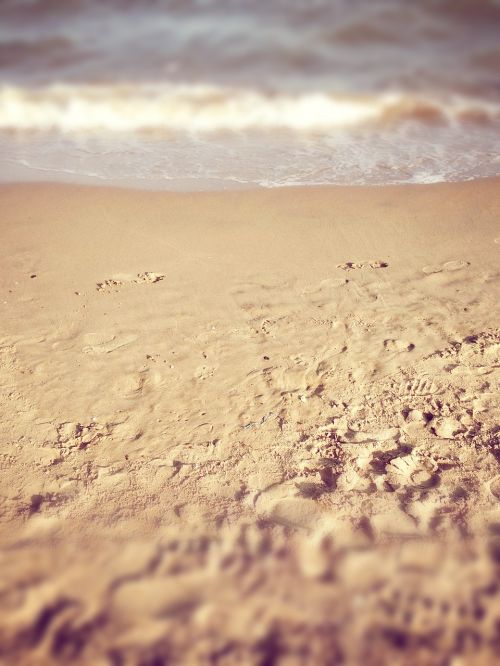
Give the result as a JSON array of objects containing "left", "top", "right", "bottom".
[{"left": 0, "top": 82, "right": 498, "bottom": 133}]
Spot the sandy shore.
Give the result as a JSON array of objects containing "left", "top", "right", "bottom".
[{"left": 0, "top": 179, "right": 499, "bottom": 665}]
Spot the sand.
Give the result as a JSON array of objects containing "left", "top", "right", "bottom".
[{"left": 0, "top": 178, "right": 499, "bottom": 665}]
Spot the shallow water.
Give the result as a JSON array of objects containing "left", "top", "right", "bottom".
[{"left": 1, "top": 0, "right": 499, "bottom": 188}]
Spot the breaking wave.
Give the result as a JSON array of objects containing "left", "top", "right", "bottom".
[{"left": 1, "top": 83, "right": 499, "bottom": 134}]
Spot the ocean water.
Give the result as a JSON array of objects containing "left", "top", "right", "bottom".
[{"left": 0, "top": 0, "right": 499, "bottom": 189}]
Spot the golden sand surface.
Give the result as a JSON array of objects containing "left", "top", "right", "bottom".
[{"left": 0, "top": 179, "right": 499, "bottom": 665}]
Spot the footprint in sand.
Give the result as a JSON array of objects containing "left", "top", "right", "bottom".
[
  {"left": 384, "top": 453, "right": 437, "bottom": 490},
  {"left": 96, "top": 272, "right": 165, "bottom": 291},
  {"left": 384, "top": 339, "right": 415, "bottom": 353},
  {"left": 301, "top": 277, "right": 348, "bottom": 296},
  {"left": 96, "top": 278, "right": 124, "bottom": 291},
  {"left": 398, "top": 376, "right": 441, "bottom": 396},
  {"left": 112, "top": 373, "right": 146, "bottom": 397},
  {"left": 194, "top": 364, "right": 217, "bottom": 380},
  {"left": 82, "top": 332, "right": 137, "bottom": 354},
  {"left": 422, "top": 260, "right": 469, "bottom": 275},
  {"left": 230, "top": 280, "right": 295, "bottom": 340},
  {"left": 255, "top": 483, "right": 322, "bottom": 529},
  {"left": 337, "top": 260, "right": 388, "bottom": 270},
  {"left": 489, "top": 476, "right": 500, "bottom": 500}
]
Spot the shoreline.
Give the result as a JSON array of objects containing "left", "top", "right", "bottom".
[
  {"left": 1, "top": 154, "right": 499, "bottom": 192},
  {"left": 1, "top": 171, "right": 500, "bottom": 195},
  {"left": 0, "top": 177, "right": 499, "bottom": 664}
]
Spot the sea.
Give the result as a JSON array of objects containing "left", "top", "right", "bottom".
[{"left": 1, "top": 0, "right": 499, "bottom": 189}]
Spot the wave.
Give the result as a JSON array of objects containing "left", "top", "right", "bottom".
[
  {"left": 0, "top": 83, "right": 499, "bottom": 134},
  {"left": 0, "top": 37, "right": 76, "bottom": 68}
]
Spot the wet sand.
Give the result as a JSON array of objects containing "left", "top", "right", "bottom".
[{"left": 0, "top": 179, "right": 499, "bottom": 665}]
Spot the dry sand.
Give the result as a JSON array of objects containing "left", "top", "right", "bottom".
[{"left": 0, "top": 178, "right": 499, "bottom": 665}]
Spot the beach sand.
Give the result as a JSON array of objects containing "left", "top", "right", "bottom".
[{"left": 0, "top": 179, "right": 499, "bottom": 664}]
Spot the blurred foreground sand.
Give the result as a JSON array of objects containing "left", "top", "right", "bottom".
[{"left": 0, "top": 180, "right": 499, "bottom": 665}]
